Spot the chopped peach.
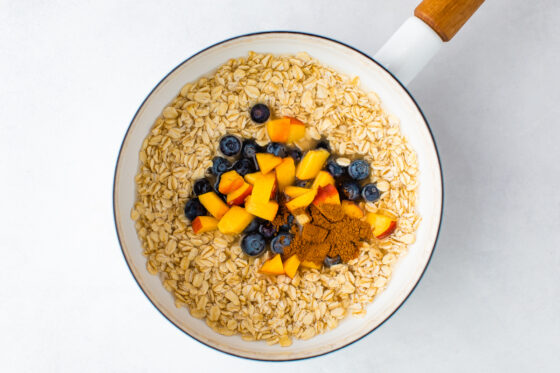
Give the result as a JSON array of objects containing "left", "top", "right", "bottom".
[
  {"left": 259, "top": 254, "right": 285, "bottom": 275},
  {"left": 275, "top": 157, "right": 295, "bottom": 190},
  {"left": 226, "top": 182, "right": 253, "bottom": 206},
  {"left": 266, "top": 118, "right": 291, "bottom": 143},
  {"left": 255, "top": 153, "right": 283, "bottom": 175},
  {"left": 285, "top": 189, "right": 317, "bottom": 212},
  {"left": 300, "top": 260, "right": 321, "bottom": 270},
  {"left": 341, "top": 200, "right": 364, "bottom": 218},
  {"left": 295, "top": 148, "right": 330, "bottom": 180},
  {"left": 287, "top": 117, "right": 306, "bottom": 143},
  {"left": 217, "top": 206, "right": 254, "bottom": 234},
  {"left": 244, "top": 171, "right": 262, "bottom": 185},
  {"left": 365, "top": 212, "right": 397, "bottom": 239},
  {"left": 312, "top": 184, "right": 340, "bottom": 206},
  {"left": 283, "top": 255, "right": 300, "bottom": 279},
  {"left": 245, "top": 196, "right": 279, "bottom": 221},
  {"left": 284, "top": 186, "right": 310, "bottom": 198},
  {"left": 311, "top": 170, "right": 335, "bottom": 190},
  {"left": 198, "top": 191, "right": 229, "bottom": 220},
  {"left": 191, "top": 216, "right": 218, "bottom": 234},
  {"left": 218, "top": 170, "right": 244, "bottom": 194},
  {"left": 251, "top": 172, "right": 276, "bottom": 204}
]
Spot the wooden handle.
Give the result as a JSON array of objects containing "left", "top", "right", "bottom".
[{"left": 414, "top": 0, "right": 484, "bottom": 42}]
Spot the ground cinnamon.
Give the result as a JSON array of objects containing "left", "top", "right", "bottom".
[{"left": 283, "top": 204, "right": 372, "bottom": 265}]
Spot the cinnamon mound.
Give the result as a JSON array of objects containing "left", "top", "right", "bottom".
[{"left": 283, "top": 204, "right": 372, "bottom": 265}]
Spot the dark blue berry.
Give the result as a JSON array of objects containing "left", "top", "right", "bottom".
[
  {"left": 279, "top": 214, "right": 294, "bottom": 232},
  {"left": 339, "top": 180, "right": 361, "bottom": 200},
  {"left": 323, "top": 255, "right": 342, "bottom": 267},
  {"left": 219, "top": 135, "right": 242, "bottom": 157},
  {"left": 242, "top": 139, "right": 261, "bottom": 159},
  {"left": 288, "top": 147, "right": 302, "bottom": 163},
  {"left": 241, "top": 233, "right": 266, "bottom": 256},
  {"left": 184, "top": 198, "right": 207, "bottom": 221},
  {"left": 316, "top": 139, "right": 331, "bottom": 151},
  {"left": 270, "top": 233, "right": 292, "bottom": 255},
  {"left": 326, "top": 160, "right": 345, "bottom": 178},
  {"left": 266, "top": 142, "right": 287, "bottom": 158},
  {"left": 193, "top": 178, "right": 213, "bottom": 196},
  {"left": 250, "top": 103, "right": 270, "bottom": 124},
  {"left": 233, "top": 158, "right": 254, "bottom": 176},
  {"left": 211, "top": 156, "right": 231, "bottom": 176},
  {"left": 361, "top": 183, "right": 380, "bottom": 202},
  {"left": 243, "top": 218, "right": 263, "bottom": 233},
  {"left": 258, "top": 221, "right": 277, "bottom": 240},
  {"left": 348, "top": 159, "right": 370, "bottom": 181},
  {"left": 294, "top": 179, "right": 308, "bottom": 188}
]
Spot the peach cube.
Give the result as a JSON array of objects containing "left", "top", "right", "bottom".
[
  {"left": 295, "top": 148, "right": 330, "bottom": 180},
  {"left": 287, "top": 117, "right": 306, "bottom": 143},
  {"left": 284, "top": 186, "right": 310, "bottom": 199},
  {"left": 341, "top": 200, "right": 364, "bottom": 218},
  {"left": 255, "top": 153, "right": 283, "bottom": 175},
  {"left": 191, "top": 216, "right": 219, "bottom": 234},
  {"left": 218, "top": 170, "right": 244, "bottom": 194},
  {"left": 198, "top": 191, "right": 229, "bottom": 220},
  {"left": 365, "top": 212, "right": 397, "bottom": 239},
  {"left": 275, "top": 157, "right": 295, "bottom": 190},
  {"left": 226, "top": 182, "right": 253, "bottom": 206},
  {"left": 245, "top": 196, "right": 279, "bottom": 221},
  {"left": 283, "top": 255, "right": 300, "bottom": 279},
  {"left": 311, "top": 170, "right": 335, "bottom": 190},
  {"left": 266, "top": 118, "right": 291, "bottom": 143},
  {"left": 217, "top": 206, "right": 254, "bottom": 234},
  {"left": 285, "top": 189, "right": 317, "bottom": 212},
  {"left": 244, "top": 171, "right": 262, "bottom": 185},
  {"left": 251, "top": 172, "right": 276, "bottom": 204},
  {"left": 259, "top": 254, "right": 285, "bottom": 275},
  {"left": 312, "top": 184, "right": 340, "bottom": 206}
]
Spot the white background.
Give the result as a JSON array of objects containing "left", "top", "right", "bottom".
[{"left": 1, "top": 0, "right": 559, "bottom": 371}]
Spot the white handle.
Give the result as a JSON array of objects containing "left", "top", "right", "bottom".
[{"left": 374, "top": 17, "right": 443, "bottom": 86}]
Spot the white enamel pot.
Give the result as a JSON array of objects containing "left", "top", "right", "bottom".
[{"left": 114, "top": 0, "right": 483, "bottom": 361}]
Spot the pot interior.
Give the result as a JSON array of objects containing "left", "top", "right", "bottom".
[{"left": 114, "top": 32, "right": 442, "bottom": 360}]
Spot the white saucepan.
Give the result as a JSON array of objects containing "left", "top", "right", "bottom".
[{"left": 113, "top": 0, "right": 484, "bottom": 361}]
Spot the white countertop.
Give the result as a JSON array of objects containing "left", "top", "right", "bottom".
[{"left": 1, "top": 0, "right": 559, "bottom": 371}]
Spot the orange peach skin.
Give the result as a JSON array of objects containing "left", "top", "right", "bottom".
[{"left": 191, "top": 216, "right": 219, "bottom": 234}]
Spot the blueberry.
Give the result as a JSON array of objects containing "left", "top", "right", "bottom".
[
  {"left": 288, "top": 147, "right": 302, "bottom": 163},
  {"left": 219, "top": 135, "right": 242, "bottom": 157},
  {"left": 323, "top": 255, "right": 342, "bottom": 267},
  {"left": 250, "top": 103, "right": 270, "bottom": 124},
  {"left": 361, "top": 183, "right": 380, "bottom": 202},
  {"left": 316, "top": 139, "right": 331, "bottom": 151},
  {"left": 211, "top": 156, "right": 231, "bottom": 176},
  {"left": 266, "top": 142, "right": 287, "bottom": 158},
  {"left": 258, "top": 221, "right": 278, "bottom": 240},
  {"left": 326, "top": 160, "right": 345, "bottom": 178},
  {"left": 339, "top": 180, "right": 361, "bottom": 200},
  {"left": 233, "top": 158, "right": 254, "bottom": 176},
  {"left": 294, "top": 179, "right": 308, "bottom": 188},
  {"left": 242, "top": 139, "right": 261, "bottom": 159},
  {"left": 279, "top": 214, "right": 294, "bottom": 232},
  {"left": 270, "top": 233, "right": 292, "bottom": 255},
  {"left": 348, "top": 159, "right": 370, "bottom": 181},
  {"left": 193, "top": 178, "right": 213, "bottom": 196},
  {"left": 243, "top": 218, "right": 263, "bottom": 233},
  {"left": 241, "top": 233, "right": 266, "bottom": 256},
  {"left": 184, "top": 198, "right": 207, "bottom": 221}
]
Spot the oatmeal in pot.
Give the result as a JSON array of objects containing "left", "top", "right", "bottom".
[{"left": 131, "top": 52, "right": 420, "bottom": 346}]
